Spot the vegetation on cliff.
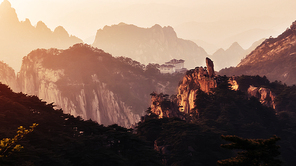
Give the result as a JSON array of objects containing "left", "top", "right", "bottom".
[
  {"left": 18, "top": 44, "right": 184, "bottom": 126},
  {"left": 140, "top": 75, "right": 296, "bottom": 165},
  {"left": 1, "top": 70, "right": 296, "bottom": 165},
  {"left": 0, "top": 83, "right": 161, "bottom": 165}
]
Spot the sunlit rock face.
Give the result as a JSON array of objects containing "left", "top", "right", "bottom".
[
  {"left": 149, "top": 92, "right": 182, "bottom": 119},
  {"left": 229, "top": 76, "right": 239, "bottom": 91},
  {"left": 247, "top": 85, "right": 276, "bottom": 109},
  {"left": 177, "top": 64, "right": 217, "bottom": 114},
  {"left": 0, "top": 61, "right": 18, "bottom": 91},
  {"left": 17, "top": 44, "right": 181, "bottom": 127},
  {"left": 219, "top": 20, "right": 296, "bottom": 85},
  {"left": 93, "top": 23, "right": 208, "bottom": 69},
  {"left": 150, "top": 58, "right": 217, "bottom": 117},
  {"left": 17, "top": 46, "right": 140, "bottom": 127}
]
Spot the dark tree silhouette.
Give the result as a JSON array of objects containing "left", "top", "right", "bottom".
[{"left": 217, "top": 135, "right": 281, "bottom": 166}]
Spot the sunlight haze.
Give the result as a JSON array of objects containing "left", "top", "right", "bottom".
[{"left": 9, "top": 0, "right": 296, "bottom": 49}]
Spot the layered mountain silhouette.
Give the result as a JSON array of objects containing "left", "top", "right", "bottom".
[
  {"left": 211, "top": 42, "right": 245, "bottom": 70},
  {"left": 92, "top": 23, "right": 208, "bottom": 69},
  {"left": 0, "top": 0, "right": 82, "bottom": 71},
  {"left": 210, "top": 39, "right": 265, "bottom": 70},
  {"left": 219, "top": 21, "right": 296, "bottom": 85}
]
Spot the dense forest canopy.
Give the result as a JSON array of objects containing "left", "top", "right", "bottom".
[{"left": 0, "top": 71, "right": 296, "bottom": 165}]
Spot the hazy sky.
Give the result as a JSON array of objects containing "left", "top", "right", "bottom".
[{"left": 7, "top": 0, "right": 296, "bottom": 51}]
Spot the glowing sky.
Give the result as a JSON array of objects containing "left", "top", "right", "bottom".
[{"left": 7, "top": 0, "right": 296, "bottom": 51}]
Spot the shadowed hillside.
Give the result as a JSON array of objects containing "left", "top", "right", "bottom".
[{"left": 219, "top": 21, "right": 296, "bottom": 85}]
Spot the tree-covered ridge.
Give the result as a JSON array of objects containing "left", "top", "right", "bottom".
[
  {"left": 0, "top": 83, "right": 161, "bottom": 165},
  {"left": 138, "top": 75, "right": 296, "bottom": 165},
  {"left": 217, "top": 135, "right": 281, "bottom": 166},
  {"left": 1, "top": 67, "right": 296, "bottom": 165}
]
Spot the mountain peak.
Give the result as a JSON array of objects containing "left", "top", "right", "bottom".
[
  {"left": 152, "top": 24, "right": 162, "bottom": 29},
  {"left": 226, "top": 42, "right": 244, "bottom": 53},
  {"left": 229, "top": 42, "right": 243, "bottom": 49},
  {"left": 54, "top": 26, "right": 69, "bottom": 36},
  {"left": 0, "top": 0, "right": 18, "bottom": 23},
  {"left": 0, "top": 0, "right": 11, "bottom": 8}
]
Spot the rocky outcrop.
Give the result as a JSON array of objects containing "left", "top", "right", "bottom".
[
  {"left": 150, "top": 58, "right": 217, "bottom": 117},
  {"left": 229, "top": 76, "right": 239, "bottom": 91},
  {"left": 247, "top": 85, "right": 276, "bottom": 109},
  {"left": 149, "top": 93, "right": 183, "bottom": 119},
  {"left": 219, "top": 20, "right": 296, "bottom": 85},
  {"left": 177, "top": 65, "right": 217, "bottom": 114},
  {"left": 92, "top": 23, "right": 208, "bottom": 69},
  {"left": 206, "top": 57, "right": 215, "bottom": 78}
]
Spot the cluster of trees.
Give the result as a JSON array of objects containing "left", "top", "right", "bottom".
[
  {"left": 137, "top": 75, "right": 295, "bottom": 165},
  {"left": 0, "top": 83, "right": 161, "bottom": 165},
  {"left": 0, "top": 72, "right": 295, "bottom": 165}
]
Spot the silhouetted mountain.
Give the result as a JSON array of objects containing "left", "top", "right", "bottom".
[
  {"left": 211, "top": 42, "right": 245, "bottom": 70},
  {"left": 0, "top": 0, "right": 82, "bottom": 71},
  {"left": 219, "top": 21, "right": 296, "bottom": 85},
  {"left": 92, "top": 23, "right": 208, "bottom": 69}
]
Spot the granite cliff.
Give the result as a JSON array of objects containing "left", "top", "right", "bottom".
[
  {"left": 150, "top": 58, "right": 217, "bottom": 117},
  {"left": 92, "top": 23, "right": 208, "bottom": 69},
  {"left": 150, "top": 58, "right": 279, "bottom": 119},
  {"left": 16, "top": 44, "right": 182, "bottom": 127},
  {"left": 0, "top": 61, "right": 18, "bottom": 91},
  {"left": 219, "top": 21, "right": 296, "bottom": 85}
]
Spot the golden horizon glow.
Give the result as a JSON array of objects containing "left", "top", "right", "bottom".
[
  {"left": 8, "top": 0, "right": 296, "bottom": 47},
  {"left": 1, "top": 0, "right": 296, "bottom": 71}
]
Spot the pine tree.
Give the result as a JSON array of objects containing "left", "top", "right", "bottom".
[{"left": 217, "top": 135, "right": 281, "bottom": 166}]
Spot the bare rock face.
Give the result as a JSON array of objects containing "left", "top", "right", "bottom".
[
  {"left": 150, "top": 58, "right": 217, "bottom": 117},
  {"left": 177, "top": 66, "right": 216, "bottom": 114},
  {"left": 247, "top": 85, "right": 276, "bottom": 109},
  {"left": 17, "top": 44, "right": 183, "bottom": 127},
  {"left": 17, "top": 45, "right": 143, "bottom": 127},
  {"left": 229, "top": 76, "right": 239, "bottom": 91},
  {"left": 206, "top": 57, "right": 215, "bottom": 78},
  {"left": 0, "top": 61, "right": 18, "bottom": 91},
  {"left": 149, "top": 92, "right": 183, "bottom": 119}
]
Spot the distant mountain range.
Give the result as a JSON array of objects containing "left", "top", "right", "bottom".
[
  {"left": 174, "top": 18, "right": 282, "bottom": 52},
  {"left": 92, "top": 23, "right": 208, "bottom": 69},
  {"left": 210, "top": 39, "right": 265, "bottom": 70},
  {"left": 0, "top": 0, "right": 82, "bottom": 71},
  {"left": 219, "top": 21, "right": 296, "bottom": 85}
]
